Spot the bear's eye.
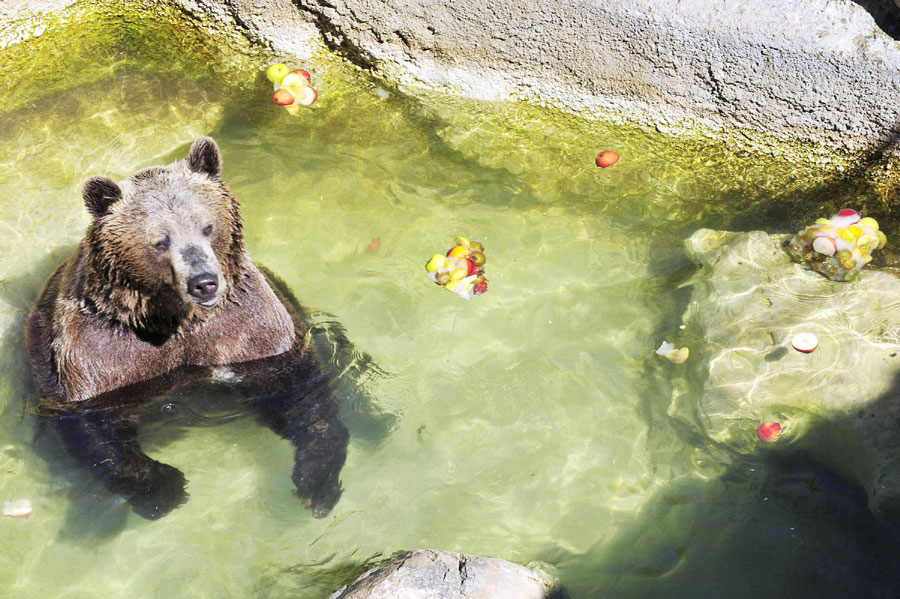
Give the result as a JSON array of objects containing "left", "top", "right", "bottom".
[
  {"left": 202, "top": 224, "right": 213, "bottom": 236},
  {"left": 153, "top": 238, "right": 170, "bottom": 252}
]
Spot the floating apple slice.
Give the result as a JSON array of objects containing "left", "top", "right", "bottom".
[
  {"left": 757, "top": 421, "right": 781, "bottom": 442},
  {"left": 831, "top": 208, "right": 861, "bottom": 228},
  {"left": 791, "top": 332, "right": 818, "bottom": 353},
  {"left": 293, "top": 86, "right": 318, "bottom": 106},
  {"left": 3, "top": 499, "right": 33, "bottom": 518},
  {"left": 811, "top": 236, "right": 836, "bottom": 256},
  {"left": 281, "top": 71, "right": 309, "bottom": 91},
  {"left": 273, "top": 88, "right": 294, "bottom": 106},
  {"left": 291, "top": 69, "right": 311, "bottom": 84}
]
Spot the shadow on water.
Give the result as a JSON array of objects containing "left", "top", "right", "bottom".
[{"left": 547, "top": 450, "right": 900, "bottom": 599}]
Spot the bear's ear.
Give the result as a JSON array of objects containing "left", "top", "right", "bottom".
[
  {"left": 82, "top": 176, "right": 122, "bottom": 218},
  {"left": 187, "top": 136, "right": 221, "bottom": 177}
]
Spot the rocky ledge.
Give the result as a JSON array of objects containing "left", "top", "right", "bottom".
[
  {"left": 672, "top": 228, "right": 900, "bottom": 527},
  {"left": 329, "top": 549, "right": 567, "bottom": 599}
]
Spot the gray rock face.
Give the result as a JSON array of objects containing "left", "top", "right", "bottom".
[
  {"left": 676, "top": 229, "right": 900, "bottom": 526},
  {"left": 5, "top": 1, "right": 900, "bottom": 151},
  {"left": 329, "top": 550, "right": 565, "bottom": 599},
  {"left": 284, "top": 0, "right": 900, "bottom": 150}
]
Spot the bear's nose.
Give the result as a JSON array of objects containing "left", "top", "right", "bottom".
[{"left": 187, "top": 273, "right": 218, "bottom": 303}]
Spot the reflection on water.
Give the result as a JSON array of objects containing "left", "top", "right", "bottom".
[{"left": 1, "top": 13, "right": 899, "bottom": 599}]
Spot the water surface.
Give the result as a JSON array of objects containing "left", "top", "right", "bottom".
[{"left": 1, "top": 12, "right": 898, "bottom": 599}]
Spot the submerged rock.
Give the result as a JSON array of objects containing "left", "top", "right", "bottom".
[
  {"left": 673, "top": 229, "right": 900, "bottom": 526},
  {"left": 329, "top": 549, "right": 566, "bottom": 599}
]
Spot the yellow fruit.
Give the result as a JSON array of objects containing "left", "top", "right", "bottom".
[
  {"left": 449, "top": 268, "right": 467, "bottom": 283},
  {"left": 447, "top": 245, "right": 468, "bottom": 259},
  {"left": 877, "top": 231, "right": 888, "bottom": 248},
  {"left": 425, "top": 254, "right": 445, "bottom": 272},
  {"left": 454, "top": 236, "right": 471, "bottom": 248},
  {"left": 815, "top": 218, "right": 831, "bottom": 225},
  {"left": 847, "top": 225, "right": 863, "bottom": 238},
  {"left": 859, "top": 217, "right": 879, "bottom": 231},
  {"left": 837, "top": 228, "right": 857, "bottom": 242}
]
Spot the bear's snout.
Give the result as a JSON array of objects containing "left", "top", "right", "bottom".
[{"left": 187, "top": 272, "right": 219, "bottom": 305}]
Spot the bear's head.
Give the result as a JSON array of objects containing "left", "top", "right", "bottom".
[{"left": 80, "top": 137, "right": 245, "bottom": 339}]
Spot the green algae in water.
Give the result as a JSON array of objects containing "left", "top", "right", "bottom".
[{"left": 2, "top": 9, "right": 900, "bottom": 599}]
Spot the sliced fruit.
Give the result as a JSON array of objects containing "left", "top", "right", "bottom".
[
  {"left": 294, "top": 86, "right": 318, "bottom": 106},
  {"left": 791, "top": 332, "right": 818, "bottom": 353},
  {"left": 859, "top": 216, "right": 879, "bottom": 231},
  {"left": 425, "top": 253, "right": 445, "bottom": 272},
  {"left": 447, "top": 245, "right": 468, "bottom": 259},
  {"left": 470, "top": 251, "right": 486, "bottom": 266},
  {"left": 664, "top": 347, "right": 689, "bottom": 364},
  {"left": 281, "top": 71, "right": 309, "bottom": 91},
  {"left": 273, "top": 88, "right": 294, "bottom": 106},
  {"left": 812, "top": 236, "right": 836, "bottom": 256}
]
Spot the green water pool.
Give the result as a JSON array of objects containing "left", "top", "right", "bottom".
[{"left": 2, "top": 6, "right": 899, "bottom": 598}]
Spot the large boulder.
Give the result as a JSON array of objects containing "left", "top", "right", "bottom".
[
  {"left": 329, "top": 550, "right": 566, "bottom": 599},
  {"left": 673, "top": 228, "right": 900, "bottom": 525}
]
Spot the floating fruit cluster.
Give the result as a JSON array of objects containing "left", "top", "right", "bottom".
[
  {"left": 266, "top": 63, "right": 318, "bottom": 115},
  {"left": 425, "top": 237, "right": 488, "bottom": 300},
  {"left": 788, "top": 209, "right": 887, "bottom": 281}
]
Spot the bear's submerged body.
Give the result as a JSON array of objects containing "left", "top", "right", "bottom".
[{"left": 26, "top": 137, "right": 350, "bottom": 519}]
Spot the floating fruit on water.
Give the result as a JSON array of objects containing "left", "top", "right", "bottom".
[
  {"left": 3, "top": 499, "right": 32, "bottom": 518},
  {"left": 425, "top": 254, "right": 445, "bottom": 272},
  {"left": 294, "top": 86, "right": 318, "bottom": 106},
  {"left": 447, "top": 245, "right": 468, "bottom": 259},
  {"left": 272, "top": 88, "right": 294, "bottom": 106},
  {"left": 425, "top": 237, "right": 489, "bottom": 299},
  {"left": 595, "top": 150, "right": 619, "bottom": 168},
  {"left": 757, "top": 421, "right": 781, "bottom": 442},
  {"left": 266, "top": 63, "right": 291, "bottom": 83},
  {"left": 791, "top": 332, "right": 818, "bottom": 353}
]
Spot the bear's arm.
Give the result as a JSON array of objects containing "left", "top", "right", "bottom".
[{"left": 25, "top": 263, "right": 67, "bottom": 401}]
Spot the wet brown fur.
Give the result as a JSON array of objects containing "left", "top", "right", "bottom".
[{"left": 26, "top": 138, "right": 298, "bottom": 404}]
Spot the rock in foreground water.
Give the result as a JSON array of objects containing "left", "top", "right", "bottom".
[{"left": 329, "top": 549, "right": 566, "bottom": 599}]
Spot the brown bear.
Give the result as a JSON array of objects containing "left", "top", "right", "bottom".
[{"left": 26, "top": 137, "right": 349, "bottom": 519}]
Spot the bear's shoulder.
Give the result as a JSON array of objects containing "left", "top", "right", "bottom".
[{"left": 35, "top": 257, "right": 298, "bottom": 402}]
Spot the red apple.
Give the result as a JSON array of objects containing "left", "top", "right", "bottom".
[
  {"left": 837, "top": 208, "right": 859, "bottom": 219},
  {"left": 464, "top": 259, "right": 477, "bottom": 276},
  {"left": 272, "top": 88, "right": 294, "bottom": 106},
  {"left": 757, "top": 421, "right": 782, "bottom": 442},
  {"left": 595, "top": 151, "right": 619, "bottom": 168}
]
